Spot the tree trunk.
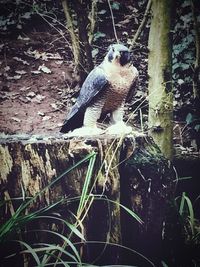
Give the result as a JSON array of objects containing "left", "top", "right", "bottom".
[
  {"left": 120, "top": 136, "right": 176, "bottom": 266},
  {"left": 148, "top": 0, "right": 173, "bottom": 160},
  {"left": 62, "top": 0, "right": 80, "bottom": 66},
  {"left": 73, "top": 0, "right": 94, "bottom": 83},
  {"left": 62, "top": 0, "right": 94, "bottom": 84},
  {"left": 191, "top": 0, "right": 200, "bottom": 99},
  {"left": 0, "top": 133, "right": 175, "bottom": 266}
]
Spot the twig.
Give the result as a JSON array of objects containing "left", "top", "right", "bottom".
[
  {"left": 107, "top": 0, "right": 119, "bottom": 43},
  {"left": 129, "top": 0, "right": 152, "bottom": 50},
  {"left": 88, "top": 0, "right": 98, "bottom": 44},
  {"left": 35, "top": 11, "right": 71, "bottom": 50}
]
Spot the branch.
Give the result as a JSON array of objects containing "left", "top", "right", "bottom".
[
  {"left": 61, "top": 0, "right": 80, "bottom": 65},
  {"left": 107, "top": 0, "right": 119, "bottom": 43},
  {"left": 88, "top": 0, "right": 98, "bottom": 44},
  {"left": 129, "top": 0, "right": 152, "bottom": 50},
  {"left": 73, "top": 0, "right": 94, "bottom": 81}
]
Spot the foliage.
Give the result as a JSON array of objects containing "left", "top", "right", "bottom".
[
  {"left": 93, "top": 31, "right": 106, "bottom": 42},
  {"left": 186, "top": 112, "right": 200, "bottom": 131},
  {"left": 172, "top": 0, "right": 198, "bottom": 113},
  {"left": 176, "top": 192, "right": 200, "bottom": 245},
  {"left": 111, "top": 1, "right": 120, "bottom": 10}
]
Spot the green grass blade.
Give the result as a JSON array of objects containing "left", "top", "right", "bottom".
[
  {"left": 36, "top": 215, "right": 85, "bottom": 241},
  {"left": 18, "top": 151, "right": 96, "bottom": 214},
  {"left": 0, "top": 200, "right": 63, "bottom": 242},
  {"left": 179, "top": 192, "right": 186, "bottom": 216},
  {"left": 0, "top": 152, "right": 95, "bottom": 242},
  {"left": 35, "top": 229, "right": 82, "bottom": 264},
  {"left": 161, "top": 261, "right": 169, "bottom": 267},
  {"left": 77, "top": 153, "right": 96, "bottom": 215},
  {"left": 73, "top": 240, "right": 155, "bottom": 267},
  {"left": 38, "top": 249, "right": 70, "bottom": 267},
  {"left": 62, "top": 194, "right": 143, "bottom": 224},
  {"left": 93, "top": 195, "right": 143, "bottom": 224},
  {"left": 119, "top": 201, "right": 143, "bottom": 224},
  {"left": 25, "top": 242, "right": 78, "bottom": 264},
  {"left": 41, "top": 252, "right": 70, "bottom": 267},
  {"left": 183, "top": 194, "right": 195, "bottom": 235},
  {"left": 15, "top": 240, "right": 41, "bottom": 266},
  {"left": 177, "top": 176, "right": 192, "bottom": 181}
]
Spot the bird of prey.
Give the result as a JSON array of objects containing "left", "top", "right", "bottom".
[{"left": 60, "top": 43, "right": 138, "bottom": 136}]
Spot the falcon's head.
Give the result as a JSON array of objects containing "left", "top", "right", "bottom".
[{"left": 107, "top": 44, "right": 131, "bottom": 66}]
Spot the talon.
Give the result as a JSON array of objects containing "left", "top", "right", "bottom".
[
  {"left": 106, "top": 123, "right": 132, "bottom": 135},
  {"left": 64, "top": 127, "right": 104, "bottom": 137}
]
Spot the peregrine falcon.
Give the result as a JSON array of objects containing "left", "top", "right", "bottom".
[{"left": 60, "top": 44, "right": 138, "bottom": 135}]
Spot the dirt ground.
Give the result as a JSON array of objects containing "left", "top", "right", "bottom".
[{"left": 0, "top": 30, "right": 81, "bottom": 135}]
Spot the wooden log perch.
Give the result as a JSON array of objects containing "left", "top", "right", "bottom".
[{"left": 0, "top": 133, "right": 176, "bottom": 265}]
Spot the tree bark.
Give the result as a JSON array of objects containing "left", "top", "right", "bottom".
[
  {"left": 0, "top": 133, "right": 175, "bottom": 266},
  {"left": 61, "top": 0, "right": 80, "bottom": 66},
  {"left": 62, "top": 0, "right": 94, "bottom": 84},
  {"left": 147, "top": 0, "right": 173, "bottom": 160},
  {"left": 72, "top": 0, "right": 94, "bottom": 83},
  {"left": 120, "top": 135, "right": 176, "bottom": 266}
]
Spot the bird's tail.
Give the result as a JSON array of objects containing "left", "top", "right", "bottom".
[{"left": 60, "top": 110, "right": 84, "bottom": 133}]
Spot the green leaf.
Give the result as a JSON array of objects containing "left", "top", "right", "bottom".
[
  {"left": 179, "top": 192, "right": 186, "bottom": 216},
  {"left": 21, "top": 12, "right": 32, "bottom": 19},
  {"left": 172, "top": 62, "right": 180, "bottom": 71},
  {"left": 111, "top": 1, "right": 120, "bottom": 10},
  {"left": 186, "top": 113, "right": 193, "bottom": 125},
  {"left": 0, "top": 152, "right": 96, "bottom": 243},
  {"left": 94, "top": 195, "right": 143, "bottom": 224},
  {"left": 77, "top": 153, "right": 96, "bottom": 215},
  {"left": 92, "top": 48, "right": 99, "bottom": 58},
  {"left": 177, "top": 176, "right": 192, "bottom": 181},
  {"left": 37, "top": 215, "right": 85, "bottom": 241},
  {"left": 37, "top": 230, "right": 82, "bottom": 264},
  {"left": 98, "top": 10, "right": 106, "bottom": 14},
  {"left": 181, "top": 63, "right": 190, "bottom": 71},
  {"left": 184, "top": 51, "right": 193, "bottom": 60},
  {"left": 194, "top": 124, "right": 200, "bottom": 132},
  {"left": 34, "top": 242, "right": 77, "bottom": 264},
  {"left": 16, "top": 240, "right": 41, "bottom": 265},
  {"left": 93, "top": 31, "right": 106, "bottom": 42},
  {"left": 184, "top": 195, "right": 195, "bottom": 235},
  {"left": 161, "top": 261, "right": 169, "bottom": 267}
]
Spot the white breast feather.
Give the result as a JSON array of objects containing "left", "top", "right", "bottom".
[{"left": 102, "top": 59, "right": 138, "bottom": 91}]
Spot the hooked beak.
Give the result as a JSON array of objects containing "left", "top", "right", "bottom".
[{"left": 113, "top": 50, "right": 121, "bottom": 60}]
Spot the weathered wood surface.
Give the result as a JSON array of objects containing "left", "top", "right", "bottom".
[
  {"left": 120, "top": 136, "right": 176, "bottom": 266},
  {"left": 0, "top": 133, "right": 176, "bottom": 265}
]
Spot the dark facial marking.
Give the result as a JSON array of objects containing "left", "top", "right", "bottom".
[
  {"left": 108, "top": 50, "right": 114, "bottom": 62},
  {"left": 120, "top": 51, "right": 130, "bottom": 66}
]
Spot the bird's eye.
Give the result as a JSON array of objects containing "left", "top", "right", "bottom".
[{"left": 112, "top": 47, "right": 115, "bottom": 52}]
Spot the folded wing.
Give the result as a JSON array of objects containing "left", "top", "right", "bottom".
[{"left": 60, "top": 66, "right": 108, "bottom": 133}]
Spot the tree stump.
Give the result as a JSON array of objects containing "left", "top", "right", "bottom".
[{"left": 0, "top": 133, "right": 176, "bottom": 266}]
